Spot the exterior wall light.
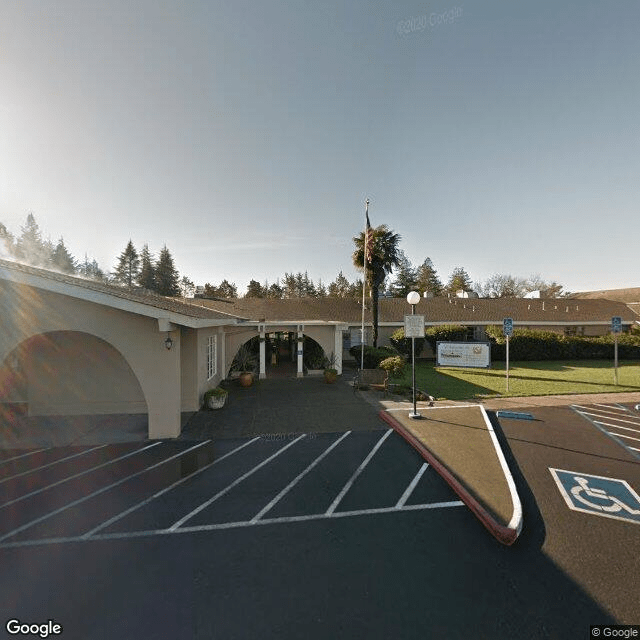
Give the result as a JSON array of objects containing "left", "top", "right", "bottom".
[{"left": 164, "top": 333, "right": 173, "bottom": 350}]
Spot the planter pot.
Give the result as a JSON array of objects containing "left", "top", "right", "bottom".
[
  {"left": 238, "top": 372, "right": 254, "bottom": 388},
  {"left": 207, "top": 394, "right": 227, "bottom": 409},
  {"left": 324, "top": 370, "right": 338, "bottom": 384}
]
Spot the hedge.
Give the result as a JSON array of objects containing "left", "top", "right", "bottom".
[
  {"left": 389, "top": 328, "right": 425, "bottom": 358},
  {"left": 349, "top": 345, "right": 398, "bottom": 368},
  {"left": 484, "top": 326, "right": 640, "bottom": 361},
  {"left": 424, "top": 325, "right": 468, "bottom": 352}
]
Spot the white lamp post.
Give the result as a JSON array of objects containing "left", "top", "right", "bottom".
[{"left": 406, "top": 291, "right": 421, "bottom": 419}]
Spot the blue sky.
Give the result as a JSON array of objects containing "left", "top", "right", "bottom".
[{"left": 1, "top": 1, "right": 638, "bottom": 295}]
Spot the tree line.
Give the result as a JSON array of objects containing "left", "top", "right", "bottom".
[{"left": 1, "top": 213, "right": 567, "bottom": 301}]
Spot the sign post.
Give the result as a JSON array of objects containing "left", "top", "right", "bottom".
[
  {"left": 612, "top": 316, "right": 622, "bottom": 386},
  {"left": 503, "top": 318, "right": 513, "bottom": 392},
  {"left": 405, "top": 292, "right": 424, "bottom": 419}
]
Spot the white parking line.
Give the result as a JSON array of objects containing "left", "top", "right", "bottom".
[
  {"left": 0, "top": 440, "right": 211, "bottom": 543},
  {"left": 594, "top": 423, "right": 640, "bottom": 435},
  {"left": 0, "top": 444, "right": 108, "bottom": 485},
  {"left": 0, "top": 500, "right": 466, "bottom": 549},
  {"left": 573, "top": 409, "right": 640, "bottom": 426},
  {"left": 593, "top": 403, "right": 632, "bottom": 413},
  {"left": 250, "top": 432, "right": 351, "bottom": 523},
  {"left": 325, "top": 429, "right": 393, "bottom": 516},
  {"left": 0, "top": 442, "right": 161, "bottom": 509},
  {"left": 82, "top": 437, "right": 260, "bottom": 538},
  {"left": 611, "top": 433, "right": 640, "bottom": 443},
  {"left": 395, "top": 463, "right": 429, "bottom": 509},
  {"left": 169, "top": 435, "right": 306, "bottom": 531},
  {"left": 0, "top": 448, "right": 48, "bottom": 467}
]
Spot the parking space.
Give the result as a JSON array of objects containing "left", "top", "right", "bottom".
[{"left": 0, "top": 429, "right": 463, "bottom": 549}]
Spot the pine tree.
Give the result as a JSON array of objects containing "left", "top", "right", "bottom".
[
  {"left": 328, "top": 271, "right": 352, "bottom": 298},
  {"left": 245, "top": 279, "right": 266, "bottom": 298},
  {"left": 444, "top": 267, "right": 474, "bottom": 296},
  {"left": 389, "top": 251, "right": 417, "bottom": 297},
  {"left": 0, "top": 222, "right": 15, "bottom": 257},
  {"left": 51, "top": 237, "right": 77, "bottom": 274},
  {"left": 138, "top": 244, "right": 156, "bottom": 291},
  {"left": 154, "top": 245, "right": 180, "bottom": 296},
  {"left": 415, "top": 258, "right": 443, "bottom": 297},
  {"left": 16, "top": 213, "right": 50, "bottom": 267},
  {"left": 114, "top": 240, "right": 140, "bottom": 288}
]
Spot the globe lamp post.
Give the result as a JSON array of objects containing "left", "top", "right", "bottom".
[{"left": 407, "top": 291, "right": 421, "bottom": 419}]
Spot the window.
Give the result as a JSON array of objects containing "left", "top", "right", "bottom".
[{"left": 207, "top": 335, "right": 217, "bottom": 380}]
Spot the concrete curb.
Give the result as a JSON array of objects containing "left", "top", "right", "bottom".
[{"left": 379, "top": 408, "right": 523, "bottom": 546}]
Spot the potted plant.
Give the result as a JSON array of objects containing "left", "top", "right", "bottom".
[
  {"left": 323, "top": 352, "right": 339, "bottom": 384},
  {"left": 203, "top": 386, "right": 228, "bottom": 409},
  {"left": 231, "top": 344, "right": 258, "bottom": 387}
]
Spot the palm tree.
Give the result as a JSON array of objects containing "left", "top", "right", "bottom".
[{"left": 352, "top": 224, "right": 401, "bottom": 347}]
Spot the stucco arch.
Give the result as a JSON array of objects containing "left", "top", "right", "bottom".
[
  {"left": 1, "top": 331, "right": 147, "bottom": 416},
  {"left": 0, "top": 281, "right": 182, "bottom": 438}
]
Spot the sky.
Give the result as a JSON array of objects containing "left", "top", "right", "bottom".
[{"left": 1, "top": 0, "right": 638, "bottom": 295}]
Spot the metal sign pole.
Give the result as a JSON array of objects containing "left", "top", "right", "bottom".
[
  {"left": 614, "top": 334, "right": 619, "bottom": 386},
  {"left": 506, "top": 335, "right": 510, "bottom": 393}
]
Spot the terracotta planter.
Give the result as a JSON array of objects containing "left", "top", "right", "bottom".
[
  {"left": 238, "top": 372, "right": 254, "bottom": 387},
  {"left": 324, "top": 369, "right": 338, "bottom": 384}
]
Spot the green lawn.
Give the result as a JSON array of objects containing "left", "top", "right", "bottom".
[{"left": 392, "top": 360, "right": 640, "bottom": 401}]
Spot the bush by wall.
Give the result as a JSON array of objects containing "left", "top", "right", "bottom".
[
  {"left": 424, "top": 325, "right": 468, "bottom": 353},
  {"left": 485, "top": 326, "right": 640, "bottom": 361},
  {"left": 389, "top": 328, "right": 425, "bottom": 358},
  {"left": 349, "top": 345, "right": 398, "bottom": 368}
]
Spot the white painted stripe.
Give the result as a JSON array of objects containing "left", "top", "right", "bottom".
[
  {"left": 0, "top": 448, "right": 48, "bottom": 467},
  {"left": 325, "top": 429, "right": 393, "bottom": 516},
  {"left": 0, "top": 500, "right": 466, "bottom": 549},
  {"left": 610, "top": 432, "right": 640, "bottom": 443},
  {"left": 478, "top": 405, "right": 523, "bottom": 534},
  {"left": 0, "top": 444, "right": 108, "bottom": 485},
  {"left": 594, "top": 423, "right": 640, "bottom": 435},
  {"left": 590, "top": 420, "right": 640, "bottom": 433},
  {"left": 575, "top": 410, "right": 640, "bottom": 427},
  {"left": 593, "top": 403, "right": 631, "bottom": 413},
  {"left": 629, "top": 446, "right": 640, "bottom": 452},
  {"left": 83, "top": 438, "right": 260, "bottom": 538},
  {"left": 0, "top": 442, "right": 161, "bottom": 509},
  {"left": 0, "top": 441, "right": 210, "bottom": 543},
  {"left": 169, "top": 435, "right": 306, "bottom": 531},
  {"left": 395, "top": 463, "right": 428, "bottom": 508},
  {"left": 250, "top": 432, "right": 351, "bottom": 523}
]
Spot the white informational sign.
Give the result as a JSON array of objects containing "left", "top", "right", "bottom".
[
  {"left": 404, "top": 315, "right": 425, "bottom": 338},
  {"left": 436, "top": 342, "right": 491, "bottom": 368},
  {"left": 503, "top": 317, "right": 513, "bottom": 337},
  {"left": 612, "top": 316, "right": 622, "bottom": 334}
]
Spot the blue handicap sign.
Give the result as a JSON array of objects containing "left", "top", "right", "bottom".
[
  {"left": 503, "top": 317, "right": 513, "bottom": 337},
  {"left": 550, "top": 469, "right": 640, "bottom": 524}
]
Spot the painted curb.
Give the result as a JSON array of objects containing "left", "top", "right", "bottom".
[{"left": 380, "top": 408, "right": 523, "bottom": 546}]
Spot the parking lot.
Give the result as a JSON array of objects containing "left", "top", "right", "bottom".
[{"left": 1, "top": 400, "right": 639, "bottom": 639}]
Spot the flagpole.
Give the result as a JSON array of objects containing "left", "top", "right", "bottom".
[{"left": 361, "top": 198, "right": 369, "bottom": 370}]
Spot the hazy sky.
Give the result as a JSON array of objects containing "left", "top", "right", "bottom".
[{"left": 1, "top": 1, "right": 638, "bottom": 295}]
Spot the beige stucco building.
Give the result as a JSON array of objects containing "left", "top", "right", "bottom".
[{"left": 1, "top": 258, "right": 638, "bottom": 440}]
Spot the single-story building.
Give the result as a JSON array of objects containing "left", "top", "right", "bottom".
[{"left": 1, "top": 258, "right": 638, "bottom": 440}]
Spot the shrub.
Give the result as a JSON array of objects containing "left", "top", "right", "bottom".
[
  {"left": 349, "top": 345, "right": 398, "bottom": 368},
  {"left": 389, "top": 328, "right": 425, "bottom": 358},
  {"left": 424, "top": 324, "right": 468, "bottom": 352},
  {"left": 378, "top": 355, "right": 406, "bottom": 378}
]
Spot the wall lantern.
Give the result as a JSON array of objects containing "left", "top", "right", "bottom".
[{"left": 164, "top": 333, "right": 173, "bottom": 350}]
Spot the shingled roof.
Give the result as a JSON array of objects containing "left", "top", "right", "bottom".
[
  {"left": 189, "top": 295, "right": 637, "bottom": 325},
  {"left": 0, "top": 259, "right": 242, "bottom": 321}
]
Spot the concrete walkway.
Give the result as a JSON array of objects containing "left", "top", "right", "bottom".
[{"left": 180, "top": 374, "right": 384, "bottom": 440}]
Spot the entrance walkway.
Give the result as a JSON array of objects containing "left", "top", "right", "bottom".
[{"left": 181, "top": 375, "right": 383, "bottom": 440}]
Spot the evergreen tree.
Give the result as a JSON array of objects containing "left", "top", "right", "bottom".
[
  {"left": 267, "top": 282, "right": 284, "bottom": 299},
  {"left": 218, "top": 280, "right": 238, "bottom": 298},
  {"left": 444, "top": 267, "right": 474, "bottom": 296},
  {"left": 15, "top": 213, "right": 50, "bottom": 266},
  {"left": 113, "top": 240, "right": 140, "bottom": 288},
  {"left": 154, "top": 245, "right": 180, "bottom": 296},
  {"left": 138, "top": 244, "right": 156, "bottom": 291},
  {"left": 51, "top": 237, "right": 77, "bottom": 274},
  {"left": 245, "top": 279, "right": 266, "bottom": 298},
  {"left": 415, "top": 258, "right": 443, "bottom": 297},
  {"left": 328, "top": 271, "right": 352, "bottom": 298},
  {"left": 0, "top": 222, "right": 15, "bottom": 257},
  {"left": 283, "top": 273, "right": 297, "bottom": 298},
  {"left": 389, "top": 251, "right": 417, "bottom": 297}
]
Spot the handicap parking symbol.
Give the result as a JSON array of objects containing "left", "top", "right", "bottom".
[{"left": 549, "top": 468, "right": 640, "bottom": 525}]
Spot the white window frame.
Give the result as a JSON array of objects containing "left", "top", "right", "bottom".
[{"left": 207, "top": 335, "right": 217, "bottom": 380}]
